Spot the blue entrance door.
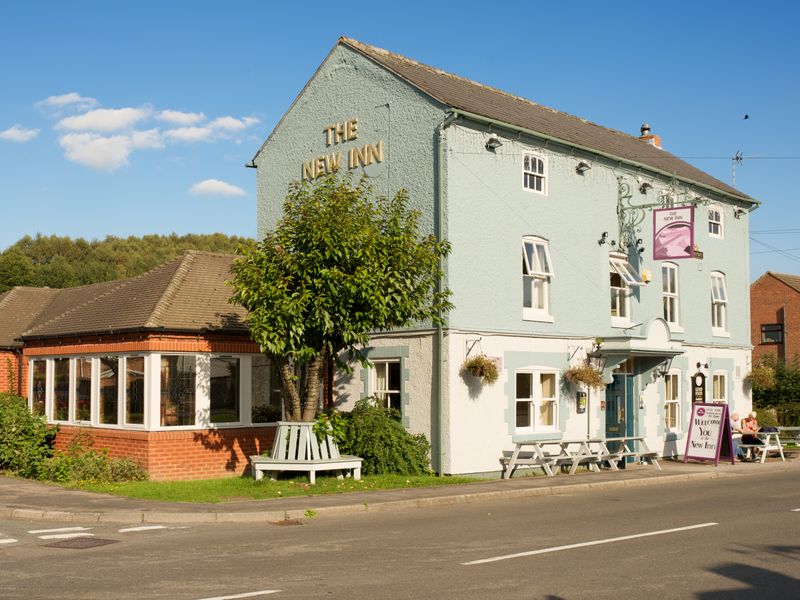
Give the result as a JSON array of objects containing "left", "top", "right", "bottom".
[{"left": 605, "top": 374, "right": 635, "bottom": 465}]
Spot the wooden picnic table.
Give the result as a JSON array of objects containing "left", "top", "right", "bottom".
[
  {"left": 739, "top": 431, "right": 785, "bottom": 463},
  {"left": 502, "top": 435, "right": 661, "bottom": 478}
]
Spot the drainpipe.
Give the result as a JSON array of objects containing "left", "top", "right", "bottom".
[{"left": 434, "top": 110, "right": 458, "bottom": 475}]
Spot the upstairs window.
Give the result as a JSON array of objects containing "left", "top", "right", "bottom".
[
  {"left": 662, "top": 263, "right": 680, "bottom": 325},
  {"left": 522, "top": 237, "right": 553, "bottom": 320},
  {"left": 711, "top": 272, "right": 728, "bottom": 334},
  {"left": 523, "top": 154, "right": 547, "bottom": 194},
  {"left": 708, "top": 206, "right": 723, "bottom": 239},
  {"left": 761, "top": 324, "right": 783, "bottom": 344},
  {"left": 610, "top": 255, "right": 643, "bottom": 323}
]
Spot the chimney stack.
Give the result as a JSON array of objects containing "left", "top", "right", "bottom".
[{"left": 638, "top": 123, "right": 662, "bottom": 149}]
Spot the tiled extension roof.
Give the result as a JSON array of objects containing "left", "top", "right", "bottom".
[
  {"left": 11, "top": 251, "right": 247, "bottom": 341},
  {"left": 0, "top": 287, "right": 60, "bottom": 347},
  {"left": 340, "top": 37, "right": 754, "bottom": 204},
  {"left": 767, "top": 272, "right": 800, "bottom": 294}
]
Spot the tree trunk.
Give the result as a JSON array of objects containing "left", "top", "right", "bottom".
[
  {"left": 276, "top": 355, "right": 302, "bottom": 422},
  {"left": 301, "top": 353, "right": 325, "bottom": 422}
]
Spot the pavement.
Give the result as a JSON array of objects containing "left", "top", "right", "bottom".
[{"left": 1, "top": 456, "right": 798, "bottom": 525}]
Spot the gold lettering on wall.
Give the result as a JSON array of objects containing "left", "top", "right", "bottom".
[
  {"left": 324, "top": 118, "right": 359, "bottom": 146},
  {"left": 303, "top": 117, "right": 383, "bottom": 180}
]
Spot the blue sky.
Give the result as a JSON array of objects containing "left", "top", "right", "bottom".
[{"left": 2, "top": 1, "right": 798, "bottom": 279}]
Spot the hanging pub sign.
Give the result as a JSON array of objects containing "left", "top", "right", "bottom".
[
  {"left": 653, "top": 206, "right": 694, "bottom": 260},
  {"left": 684, "top": 402, "right": 735, "bottom": 465},
  {"left": 692, "top": 371, "right": 706, "bottom": 403}
]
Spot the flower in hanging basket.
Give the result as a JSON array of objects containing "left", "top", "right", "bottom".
[
  {"left": 563, "top": 363, "right": 604, "bottom": 390},
  {"left": 462, "top": 354, "right": 499, "bottom": 385}
]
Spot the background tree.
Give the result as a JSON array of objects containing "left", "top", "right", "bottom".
[
  {"left": 229, "top": 175, "right": 452, "bottom": 422},
  {"left": 751, "top": 353, "right": 800, "bottom": 425},
  {"left": 0, "top": 233, "right": 255, "bottom": 292}
]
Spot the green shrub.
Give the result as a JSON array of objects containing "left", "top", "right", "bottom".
[
  {"left": 0, "top": 393, "right": 56, "bottom": 477},
  {"left": 335, "top": 398, "right": 432, "bottom": 476},
  {"left": 37, "top": 430, "right": 148, "bottom": 483}
]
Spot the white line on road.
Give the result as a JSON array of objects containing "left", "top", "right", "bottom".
[
  {"left": 37, "top": 533, "right": 95, "bottom": 540},
  {"left": 792, "top": 508, "right": 800, "bottom": 512},
  {"left": 195, "top": 591, "right": 280, "bottom": 600},
  {"left": 462, "top": 522, "right": 719, "bottom": 566},
  {"left": 118, "top": 525, "right": 168, "bottom": 533},
  {"left": 0, "top": 538, "right": 19, "bottom": 545},
  {"left": 28, "top": 526, "right": 92, "bottom": 534}
]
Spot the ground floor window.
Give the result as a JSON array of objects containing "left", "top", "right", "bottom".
[
  {"left": 99, "top": 357, "right": 119, "bottom": 425},
  {"left": 664, "top": 371, "right": 680, "bottom": 431},
  {"left": 712, "top": 372, "right": 727, "bottom": 403},
  {"left": 125, "top": 356, "right": 145, "bottom": 425},
  {"left": 515, "top": 370, "right": 557, "bottom": 432},
  {"left": 251, "top": 355, "right": 284, "bottom": 423},
  {"left": 75, "top": 357, "right": 92, "bottom": 422},
  {"left": 373, "top": 359, "right": 402, "bottom": 412},
  {"left": 210, "top": 356, "right": 240, "bottom": 423},
  {"left": 160, "top": 355, "right": 196, "bottom": 426},
  {"left": 31, "top": 360, "right": 46, "bottom": 417},
  {"left": 53, "top": 358, "right": 70, "bottom": 421}
]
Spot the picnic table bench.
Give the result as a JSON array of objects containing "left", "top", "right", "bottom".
[
  {"left": 250, "top": 422, "right": 362, "bottom": 485},
  {"left": 502, "top": 435, "right": 661, "bottom": 478},
  {"left": 738, "top": 431, "right": 785, "bottom": 463}
]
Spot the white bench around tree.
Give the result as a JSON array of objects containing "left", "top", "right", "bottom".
[{"left": 250, "top": 422, "right": 362, "bottom": 485}]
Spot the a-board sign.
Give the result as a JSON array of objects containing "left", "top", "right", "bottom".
[{"left": 683, "top": 402, "right": 735, "bottom": 465}]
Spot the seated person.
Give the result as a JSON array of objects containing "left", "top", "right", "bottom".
[
  {"left": 741, "top": 411, "right": 762, "bottom": 447},
  {"left": 730, "top": 412, "right": 745, "bottom": 459}
]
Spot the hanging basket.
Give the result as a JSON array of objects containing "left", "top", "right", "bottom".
[
  {"left": 462, "top": 354, "right": 499, "bottom": 386},
  {"left": 563, "top": 363, "right": 604, "bottom": 390}
]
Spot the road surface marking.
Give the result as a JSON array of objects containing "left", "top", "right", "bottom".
[
  {"left": 792, "top": 508, "right": 800, "bottom": 512},
  {"left": 37, "top": 533, "right": 95, "bottom": 540},
  {"left": 118, "top": 525, "right": 168, "bottom": 533},
  {"left": 28, "top": 526, "right": 92, "bottom": 534},
  {"left": 462, "top": 522, "right": 719, "bottom": 565},
  {"left": 195, "top": 591, "right": 280, "bottom": 600},
  {"left": 0, "top": 538, "right": 18, "bottom": 545}
]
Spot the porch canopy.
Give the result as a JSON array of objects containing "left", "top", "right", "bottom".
[{"left": 590, "top": 318, "right": 684, "bottom": 383}]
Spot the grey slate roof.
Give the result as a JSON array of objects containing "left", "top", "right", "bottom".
[
  {"left": 3, "top": 252, "right": 248, "bottom": 342},
  {"left": 340, "top": 37, "right": 754, "bottom": 204}
]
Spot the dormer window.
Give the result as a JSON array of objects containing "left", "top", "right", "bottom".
[{"left": 523, "top": 154, "right": 547, "bottom": 195}]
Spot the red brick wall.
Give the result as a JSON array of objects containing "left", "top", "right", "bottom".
[
  {"left": 750, "top": 274, "right": 800, "bottom": 362},
  {"left": 54, "top": 425, "right": 276, "bottom": 481},
  {"left": 0, "top": 350, "right": 23, "bottom": 395}
]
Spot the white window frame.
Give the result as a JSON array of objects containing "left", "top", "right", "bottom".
[
  {"left": 522, "top": 153, "right": 547, "bottom": 195},
  {"left": 610, "top": 255, "right": 643, "bottom": 327},
  {"left": 664, "top": 370, "right": 681, "bottom": 432},
  {"left": 522, "top": 237, "right": 554, "bottom": 321},
  {"left": 371, "top": 359, "right": 402, "bottom": 413},
  {"left": 514, "top": 369, "right": 559, "bottom": 433},
  {"left": 711, "top": 271, "right": 728, "bottom": 336},
  {"left": 708, "top": 205, "right": 723, "bottom": 239},
  {"left": 662, "top": 262, "right": 681, "bottom": 329},
  {"left": 712, "top": 371, "right": 727, "bottom": 403}
]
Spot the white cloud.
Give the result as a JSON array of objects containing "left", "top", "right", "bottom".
[
  {"left": 0, "top": 124, "right": 40, "bottom": 142},
  {"left": 157, "top": 110, "right": 206, "bottom": 125},
  {"left": 37, "top": 92, "right": 98, "bottom": 111},
  {"left": 163, "top": 126, "right": 214, "bottom": 142},
  {"left": 209, "top": 116, "right": 259, "bottom": 132},
  {"left": 56, "top": 107, "right": 151, "bottom": 132},
  {"left": 58, "top": 129, "right": 163, "bottom": 171},
  {"left": 190, "top": 179, "right": 247, "bottom": 197}
]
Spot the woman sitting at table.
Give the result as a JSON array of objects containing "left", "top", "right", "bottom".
[{"left": 741, "top": 411, "right": 762, "bottom": 447}]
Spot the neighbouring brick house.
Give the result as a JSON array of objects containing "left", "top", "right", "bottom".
[
  {"left": 0, "top": 251, "right": 285, "bottom": 480},
  {"left": 751, "top": 272, "right": 800, "bottom": 363}
]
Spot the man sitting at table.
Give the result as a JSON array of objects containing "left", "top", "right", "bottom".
[{"left": 730, "top": 412, "right": 746, "bottom": 460}]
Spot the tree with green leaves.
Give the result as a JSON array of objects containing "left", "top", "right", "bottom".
[{"left": 229, "top": 175, "right": 452, "bottom": 422}]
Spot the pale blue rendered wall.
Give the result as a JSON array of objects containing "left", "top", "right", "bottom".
[
  {"left": 254, "top": 44, "right": 446, "bottom": 240},
  {"left": 444, "top": 122, "right": 752, "bottom": 348}
]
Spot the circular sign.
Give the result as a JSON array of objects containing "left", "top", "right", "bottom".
[{"left": 697, "top": 407, "right": 706, "bottom": 416}]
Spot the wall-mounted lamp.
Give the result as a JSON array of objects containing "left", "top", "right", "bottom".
[
  {"left": 656, "top": 357, "right": 674, "bottom": 378},
  {"left": 696, "top": 362, "right": 709, "bottom": 370},
  {"left": 733, "top": 207, "right": 746, "bottom": 219},
  {"left": 635, "top": 238, "right": 645, "bottom": 254},
  {"left": 598, "top": 231, "right": 616, "bottom": 247},
  {"left": 485, "top": 135, "right": 503, "bottom": 151},
  {"left": 576, "top": 161, "right": 592, "bottom": 175},
  {"left": 639, "top": 182, "right": 653, "bottom": 194}
]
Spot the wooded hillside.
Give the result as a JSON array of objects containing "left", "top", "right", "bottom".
[{"left": 0, "top": 233, "right": 255, "bottom": 293}]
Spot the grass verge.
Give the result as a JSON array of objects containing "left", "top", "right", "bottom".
[{"left": 70, "top": 473, "right": 483, "bottom": 503}]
